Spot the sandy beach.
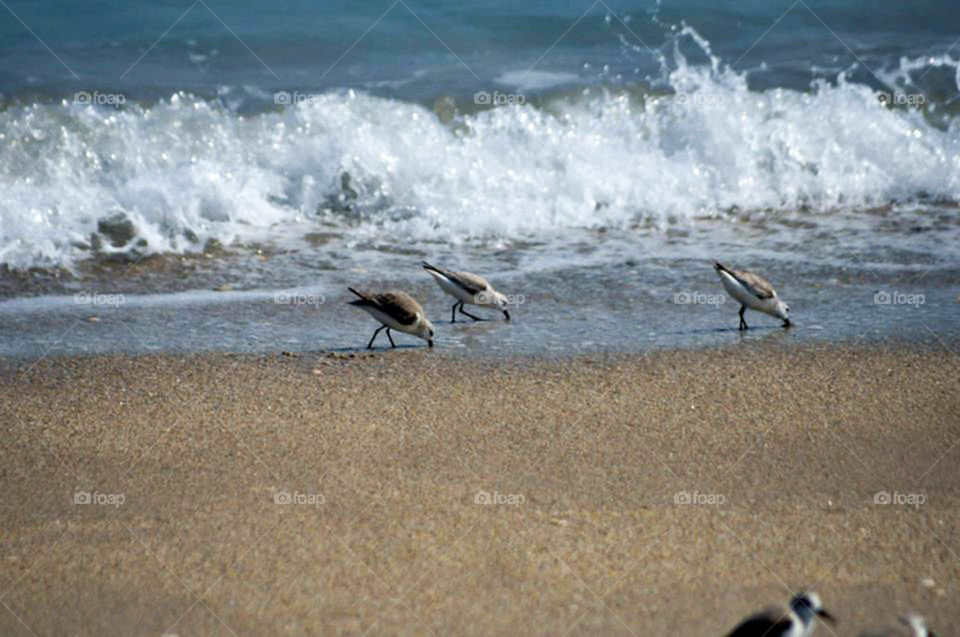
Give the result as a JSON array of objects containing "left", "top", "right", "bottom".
[{"left": 0, "top": 343, "right": 957, "bottom": 636}]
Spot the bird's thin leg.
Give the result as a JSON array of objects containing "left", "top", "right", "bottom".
[
  {"left": 738, "top": 305, "right": 748, "bottom": 331},
  {"left": 367, "top": 325, "right": 386, "bottom": 349},
  {"left": 451, "top": 302, "right": 459, "bottom": 323},
  {"left": 387, "top": 328, "right": 396, "bottom": 348},
  {"left": 459, "top": 304, "right": 484, "bottom": 321}
]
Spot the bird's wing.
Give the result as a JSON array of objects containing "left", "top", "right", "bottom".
[
  {"left": 423, "top": 262, "right": 488, "bottom": 295},
  {"left": 725, "top": 608, "right": 794, "bottom": 637},
  {"left": 450, "top": 271, "right": 490, "bottom": 295},
  {"left": 371, "top": 291, "right": 421, "bottom": 326},
  {"left": 732, "top": 270, "right": 777, "bottom": 300},
  {"left": 715, "top": 262, "right": 777, "bottom": 300}
]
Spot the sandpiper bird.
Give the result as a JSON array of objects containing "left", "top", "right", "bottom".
[
  {"left": 724, "top": 592, "right": 835, "bottom": 637},
  {"left": 421, "top": 261, "right": 511, "bottom": 322},
  {"left": 858, "top": 613, "right": 937, "bottom": 637},
  {"left": 347, "top": 288, "right": 435, "bottom": 349},
  {"left": 714, "top": 261, "right": 791, "bottom": 330},
  {"left": 899, "top": 614, "right": 937, "bottom": 637}
]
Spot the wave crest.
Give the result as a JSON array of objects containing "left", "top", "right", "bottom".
[{"left": 2, "top": 31, "right": 959, "bottom": 269}]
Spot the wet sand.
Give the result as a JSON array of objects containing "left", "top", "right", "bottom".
[{"left": 0, "top": 344, "right": 958, "bottom": 636}]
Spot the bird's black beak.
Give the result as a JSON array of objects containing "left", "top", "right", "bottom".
[
  {"left": 783, "top": 318, "right": 791, "bottom": 328},
  {"left": 428, "top": 339, "right": 434, "bottom": 348},
  {"left": 816, "top": 609, "right": 836, "bottom": 625},
  {"left": 503, "top": 309, "right": 511, "bottom": 321}
]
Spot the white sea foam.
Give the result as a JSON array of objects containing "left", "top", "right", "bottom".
[{"left": 1, "top": 32, "right": 958, "bottom": 269}]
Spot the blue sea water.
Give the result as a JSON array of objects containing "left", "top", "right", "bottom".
[
  {"left": 0, "top": 1, "right": 958, "bottom": 356},
  {"left": 2, "top": 0, "right": 959, "bottom": 103}
]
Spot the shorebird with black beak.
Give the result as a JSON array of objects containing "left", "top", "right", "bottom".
[
  {"left": 724, "top": 591, "right": 835, "bottom": 637},
  {"left": 421, "top": 261, "right": 511, "bottom": 322},
  {"left": 714, "top": 261, "right": 791, "bottom": 330},
  {"left": 347, "top": 288, "right": 435, "bottom": 349}
]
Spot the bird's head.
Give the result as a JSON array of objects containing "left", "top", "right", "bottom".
[
  {"left": 775, "top": 298, "right": 791, "bottom": 325},
  {"left": 790, "top": 591, "right": 835, "bottom": 627},
  {"left": 417, "top": 318, "right": 436, "bottom": 348}
]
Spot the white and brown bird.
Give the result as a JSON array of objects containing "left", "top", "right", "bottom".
[
  {"left": 724, "top": 592, "right": 835, "bottom": 637},
  {"left": 422, "top": 261, "right": 510, "bottom": 322},
  {"left": 348, "top": 288, "right": 435, "bottom": 349},
  {"left": 899, "top": 614, "right": 937, "bottom": 637},
  {"left": 858, "top": 613, "right": 937, "bottom": 637},
  {"left": 715, "top": 261, "right": 791, "bottom": 330}
]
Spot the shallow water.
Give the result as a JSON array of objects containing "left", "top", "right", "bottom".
[{"left": 1, "top": 217, "right": 956, "bottom": 359}]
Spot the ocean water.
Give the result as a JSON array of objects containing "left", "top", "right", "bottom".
[{"left": 0, "top": 1, "right": 958, "bottom": 357}]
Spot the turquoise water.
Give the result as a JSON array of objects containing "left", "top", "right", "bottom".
[{"left": 2, "top": 0, "right": 958, "bottom": 102}]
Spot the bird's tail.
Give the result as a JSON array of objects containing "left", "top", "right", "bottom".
[
  {"left": 347, "top": 287, "right": 367, "bottom": 304},
  {"left": 421, "top": 261, "right": 443, "bottom": 275},
  {"left": 714, "top": 261, "right": 731, "bottom": 274}
]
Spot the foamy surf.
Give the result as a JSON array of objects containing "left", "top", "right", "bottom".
[{"left": 1, "top": 29, "right": 958, "bottom": 270}]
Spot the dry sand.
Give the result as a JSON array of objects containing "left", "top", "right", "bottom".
[{"left": 0, "top": 344, "right": 958, "bottom": 636}]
